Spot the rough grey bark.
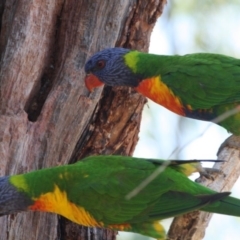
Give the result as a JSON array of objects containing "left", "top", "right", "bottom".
[{"left": 0, "top": 0, "right": 166, "bottom": 240}]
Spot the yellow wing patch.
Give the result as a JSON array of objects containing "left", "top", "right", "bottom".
[
  {"left": 152, "top": 221, "right": 166, "bottom": 240},
  {"left": 136, "top": 76, "right": 185, "bottom": 116},
  {"left": 29, "top": 185, "right": 103, "bottom": 228},
  {"left": 177, "top": 162, "right": 203, "bottom": 177},
  {"left": 109, "top": 223, "right": 132, "bottom": 231},
  {"left": 122, "top": 221, "right": 166, "bottom": 240}
]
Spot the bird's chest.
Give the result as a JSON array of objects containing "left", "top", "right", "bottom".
[
  {"left": 135, "top": 76, "right": 185, "bottom": 116},
  {"left": 29, "top": 185, "right": 103, "bottom": 227}
]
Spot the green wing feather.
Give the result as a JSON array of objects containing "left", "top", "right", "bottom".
[
  {"left": 135, "top": 52, "right": 240, "bottom": 109},
  {"left": 62, "top": 156, "right": 227, "bottom": 225},
  {"left": 16, "top": 155, "right": 237, "bottom": 225},
  {"left": 6, "top": 155, "right": 240, "bottom": 240}
]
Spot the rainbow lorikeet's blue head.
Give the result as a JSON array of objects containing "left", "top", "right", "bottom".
[
  {"left": 0, "top": 176, "right": 33, "bottom": 216},
  {"left": 84, "top": 48, "right": 140, "bottom": 91}
]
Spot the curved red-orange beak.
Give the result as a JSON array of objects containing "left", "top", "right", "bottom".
[{"left": 84, "top": 74, "right": 104, "bottom": 92}]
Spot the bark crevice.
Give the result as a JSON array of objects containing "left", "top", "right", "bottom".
[{"left": 0, "top": 1, "right": 166, "bottom": 239}]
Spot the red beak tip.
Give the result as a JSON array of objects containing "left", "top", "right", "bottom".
[{"left": 84, "top": 74, "right": 104, "bottom": 93}]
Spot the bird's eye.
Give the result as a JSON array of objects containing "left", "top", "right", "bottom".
[{"left": 96, "top": 60, "right": 105, "bottom": 69}]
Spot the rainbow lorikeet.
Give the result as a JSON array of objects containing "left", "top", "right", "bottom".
[
  {"left": 0, "top": 155, "right": 240, "bottom": 239},
  {"left": 84, "top": 48, "right": 240, "bottom": 135}
]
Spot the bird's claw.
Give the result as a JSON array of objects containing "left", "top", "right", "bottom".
[{"left": 196, "top": 166, "right": 225, "bottom": 181}]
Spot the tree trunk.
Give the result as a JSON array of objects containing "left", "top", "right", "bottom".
[{"left": 0, "top": 1, "right": 166, "bottom": 240}]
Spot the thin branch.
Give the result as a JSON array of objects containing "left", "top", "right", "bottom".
[
  {"left": 169, "top": 105, "right": 240, "bottom": 158},
  {"left": 125, "top": 160, "right": 171, "bottom": 200}
]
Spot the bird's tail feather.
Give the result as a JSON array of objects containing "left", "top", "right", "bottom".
[{"left": 203, "top": 195, "right": 240, "bottom": 216}]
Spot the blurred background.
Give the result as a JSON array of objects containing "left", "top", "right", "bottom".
[{"left": 118, "top": 0, "right": 240, "bottom": 239}]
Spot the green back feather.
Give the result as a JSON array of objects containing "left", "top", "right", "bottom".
[
  {"left": 126, "top": 51, "right": 240, "bottom": 109},
  {"left": 10, "top": 156, "right": 236, "bottom": 225},
  {"left": 8, "top": 155, "right": 240, "bottom": 239}
]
